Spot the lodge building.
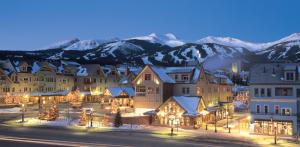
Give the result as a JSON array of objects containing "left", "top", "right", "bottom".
[{"left": 0, "top": 59, "right": 234, "bottom": 128}]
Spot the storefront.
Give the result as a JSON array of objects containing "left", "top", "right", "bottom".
[
  {"left": 103, "top": 87, "right": 135, "bottom": 113},
  {"left": 253, "top": 120, "right": 293, "bottom": 136},
  {"left": 155, "top": 96, "right": 205, "bottom": 128}
]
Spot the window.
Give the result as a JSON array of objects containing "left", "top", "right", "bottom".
[
  {"left": 267, "top": 88, "right": 271, "bottom": 97},
  {"left": 297, "top": 89, "right": 300, "bottom": 98},
  {"left": 264, "top": 105, "right": 268, "bottom": 114},
  {"left": 182, "top": 88, "right": 186, "bottom": 94},
  {"left": 156, "top": 87, "right": 159, "bottom": 94},
  {"left": 282, "top": 108, "right": 291, "bottom": 116},
  {"left": 260, "top": 88, "right": 265, "bottom": 97},
  {"left": 181, "top": 75, "right": 189, "bottom": 81},
  {"left": 136, "top": 86, "right": 146, "bottom": 96},
  {"left": 175, "top": 75, "right": 178, "bottom": 80},
  {"left": 186, "top": 87, "right": 190, "bottom": 94},
  {"left": 256, "top": 105, "right": 260, "bottom": 113},
  {"left": 275, "top": 88, "right": 293, "bottom": 96},
  {"left": 254, "top": 88, "right": 259, "bottom": 97},
  {"left": 145, "top": 74, "right": 151, "bottom": 80},
  {"left": 275, "top": 106, "right": 279, "bottom": 114},
  {"left": 286, "top": 72, "right": 294, "bottom": 80},
  {"left": 147, "top": 87, "right": 154, "bottom": 94}
]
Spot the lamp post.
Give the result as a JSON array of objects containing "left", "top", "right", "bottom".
[
  {"left": 271, "top": 117, "right": 277, "bottom": 145},
  {"left": 226, "top": 104, "right": 229, "bottom": 129},
  {"left": 21, "top": 103, "right": 25, "bottom": 123},
  {"left": 215, "top": 110, "right": 217, "bottom": 133},
  {"left": 90, "top": 108, "right": 94, "bottom": 127}
]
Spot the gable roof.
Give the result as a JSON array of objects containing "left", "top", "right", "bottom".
[
  {"left": 149, "top": 65, "right": 176, "bottom": 83},
  {"left": 106, "top": 87, "right": 135, "bottom": 97},
  {"left": 172, "top": 96, "right": 201, "bottom": 116}
]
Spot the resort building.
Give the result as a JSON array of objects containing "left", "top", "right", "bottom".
[
  {"left": 249, "top": 63, "right": 300, "bottom": 136},
  {"left": 154, "top": 96, "right": 206, "bottom": 128}
]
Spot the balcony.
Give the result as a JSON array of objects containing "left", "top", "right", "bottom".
[{"left": 250, "top": 112, "right": 297, "bottom": 116}]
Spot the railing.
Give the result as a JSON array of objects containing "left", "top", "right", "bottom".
[{"left": 250, "top": 112, "right": 297, "bottom": 116}]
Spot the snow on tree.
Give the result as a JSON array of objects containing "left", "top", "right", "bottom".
[
  {"left": 49, "top": 102, "right": 59, "bottom": 120},
  {"left": 79, "top": 109, "right": 87, "bottom": 126}
]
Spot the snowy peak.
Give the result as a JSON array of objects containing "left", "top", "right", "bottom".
[
  {"left": 64, "top": 38, "right": 118, "bottom": 51},
  {"left": 197, "top": 33, "right": 300, "bottom": 52},
  {"left": 272, "top": 33, "right": 300, "bottom": 44},
  {"left": 128, "top": 33, "right": 185, "bottom": 47},
  {"left": 197, "top": 36, "right": 261, "bottom": 51},
  {"left": 41, "top": 38, "right": 80, "bottom": 50}
]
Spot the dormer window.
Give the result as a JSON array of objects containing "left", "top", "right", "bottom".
[
  {"left": 21, "top": 66, "right": 27, "bottom": 72},
  {"left": 181, "top": 75, "right": 189, "bottom": 81},
  {"left": 285, "top": 72, "right": 295, "bottom": 81}
]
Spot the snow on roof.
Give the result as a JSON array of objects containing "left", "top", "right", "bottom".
[
  {"left": 57, "top": 64, "right": 64, "bottom": 74},
  {"left": 108, "top": 87, "right": 123, "bottom": 97},
  {"left": 61, "top": 60, "right": 80, "bottom": 66},
  {"left": 172, "top": 96, "right": 200, "bottom": 116},
  {"left": 123, "top": 87, "right": 135, "bottom": 97},
  {"left": 107, "top": 87, "right": 135, "bottom": 97},
  {"left": 31, "top": 62, "right": 41, "bottom": 74},
  {"left": 164, "top": 67, "right": 194, "bottom": 73},
  {"left": 191, "top": 68, "right": 201, "bottom": 83},
  {"left": 76, "top": 66, "right": 88, "bottom": 76},
  {"left": 150, "top": 66, "right": 175, "bottom": 83},
  {"left": 11, "top": 90, "right": 70, "bottom": 97}
]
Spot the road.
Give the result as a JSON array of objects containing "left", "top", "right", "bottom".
[{"left": 0, "top": 123, "right": 260, "bottom": 147}]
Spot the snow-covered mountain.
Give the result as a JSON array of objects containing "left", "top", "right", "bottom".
[
  {"left": 128, "top": 33, "right": 185, "bottom": 47},
  {"left": 1, "top": 33, "right": 300, "bottom": 69}
]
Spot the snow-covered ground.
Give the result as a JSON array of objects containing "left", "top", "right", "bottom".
[
  {"left": 0, "top": 107, "right": 20, "bottom": 113},
  {"left": 233, "top": 100, "right": 247, "bottom": 110},
  {"left": 12, "top": 117, "right": 145, "bottom": 130},
  {"left": 16, "top": 117, "right": 79, "bottom": 127},
  {"left": 122, "top": 108, "right": 155, "bottom": 117}
]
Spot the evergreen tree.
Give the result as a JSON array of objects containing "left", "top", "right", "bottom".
[
  {"left": 114, "top": 109, "right": 122, "bottom": 128},
  {"left": 49, "top": 102, "right": 59, "bottom": 120}
]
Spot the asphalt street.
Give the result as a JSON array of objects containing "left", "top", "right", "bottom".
[{"left": 0, "top": 123, "right": 260, "bottom": 147}]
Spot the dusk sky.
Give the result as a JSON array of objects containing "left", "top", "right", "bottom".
[{"left": 1, "top": 0, "right": 300, "bottom": 50}]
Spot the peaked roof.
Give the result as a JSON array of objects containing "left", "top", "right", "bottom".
[
  {"left": 172, "top": 96, "right": 201, "bottom": 116},
  {"left": 149, "top": 65, "right": 176, "bottom": 83},
  {"left": 107, "top": 87, "right": 135, "bottom": 97}
]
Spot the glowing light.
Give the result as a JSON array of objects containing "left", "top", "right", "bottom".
[
  {"left": 154, "top": 78, "right": 160, "bottom": 85},
  {"left": 24, "top": 94, "right": 29, "bottom": 99},
  {"left": 200, "top": 110, "right": 210, "bottom": 116},
  {"left": 137, "top": 78, "right": 142, "bottom": 85}
]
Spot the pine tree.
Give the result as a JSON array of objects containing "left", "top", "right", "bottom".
[
  {"left": 49, "top": 102, "right": 59, "bottom": 120},
  {"left": 114, "top": 109, "right": 122, "bottom": 128}
]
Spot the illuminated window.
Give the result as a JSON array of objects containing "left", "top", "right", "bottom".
[{"left": 145, "top": 74, "right": 151, "bottom": 80}]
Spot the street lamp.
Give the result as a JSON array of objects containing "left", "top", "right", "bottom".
[
  {"left": 170, "top": 118, "right": 174, "bottom": 136},
  {"left": 90, "top": 108, "right": 94, "bottom": 127},
  {"left": 21, "top": 103, "right": 25, "bottom": 123},
  {"left": 215, "top": 110, "right": 217, "bottom": 133},
  {"left": 271, "top": 117, "right": 277, "bottom": 144}
]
